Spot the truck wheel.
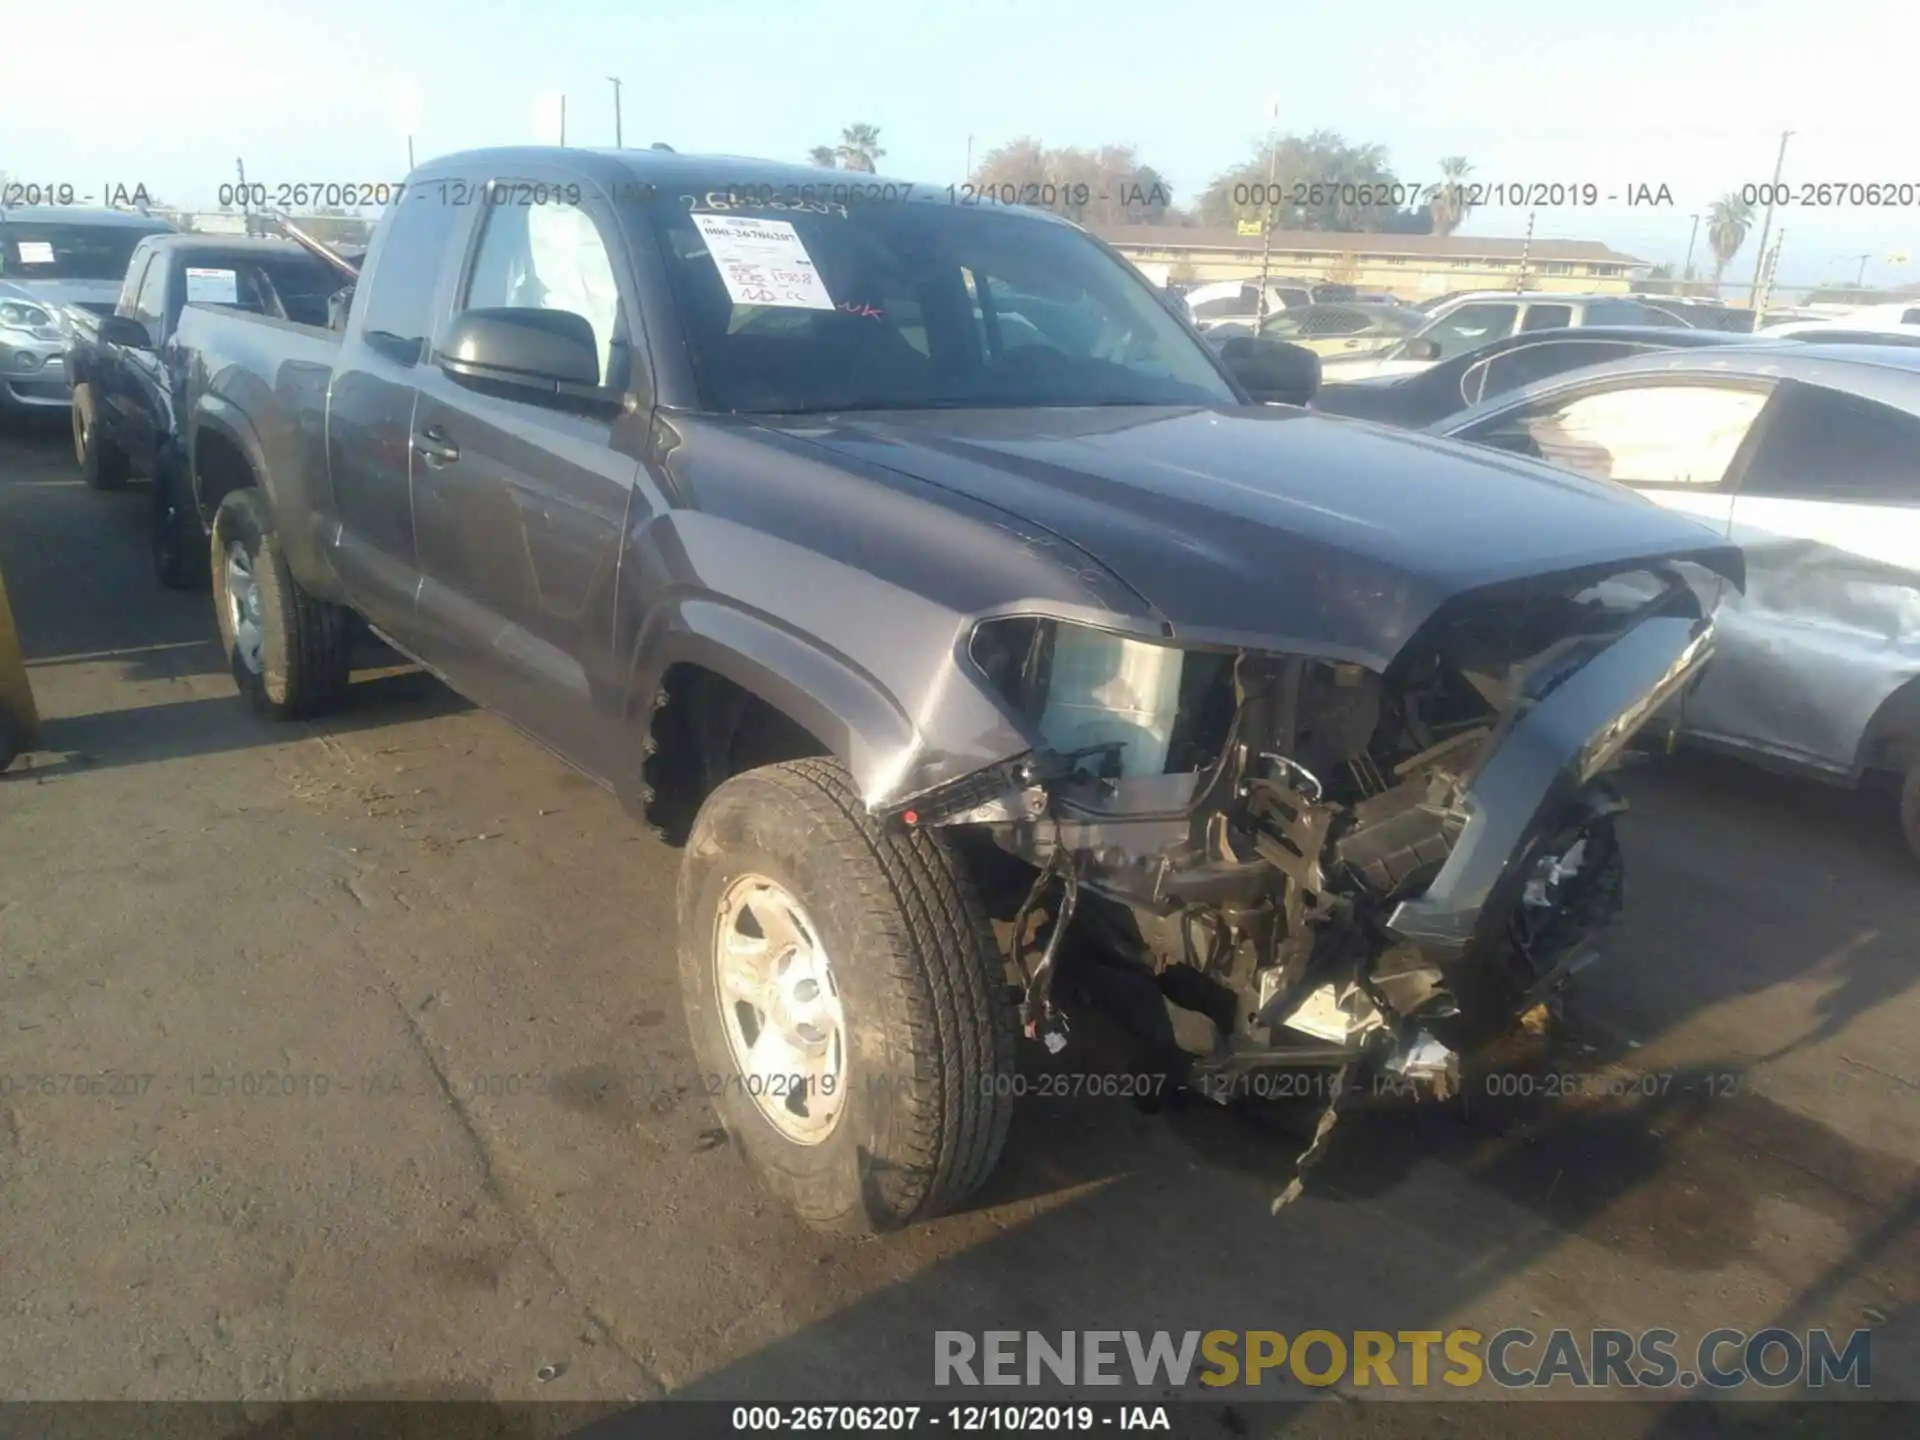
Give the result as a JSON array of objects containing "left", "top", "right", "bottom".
[
  {"left": 1901, "top": 757, "right": 1920, "bottom": 868},
  {"left": 150, "top": 461, "right": 211, "bottom": 590},
  {"left": 210, "top": 489, "right": 351, "bottom": 719},
  {"left": 71, "top": 385, "right": 130, "bottom": 491},
  {"left": 677, "top": 758, "right": 1017, "bottom": 1234}
]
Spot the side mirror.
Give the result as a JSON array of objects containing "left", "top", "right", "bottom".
[
  {"left": 1401, "top": 336, "right": 1441, "bottom": 362},
  {"left": 436, "top": 307, "right": 605, "bottom": 400},
  {"left": 1219, "top": 336, "right": 1320, "bottom": 406},
  {"left": 99, "top": 315, "right": 153, "bottom": 350}
]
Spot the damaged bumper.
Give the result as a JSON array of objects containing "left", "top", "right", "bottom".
[{"left": 897, "top": 582, "right": 1718, "bottom": 1083}]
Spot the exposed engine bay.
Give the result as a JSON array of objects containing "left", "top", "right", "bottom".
[{"left": 897, "top": 562, "right": 1719, "bottom": 1126}]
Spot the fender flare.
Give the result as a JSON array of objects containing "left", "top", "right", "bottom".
[
  {"left": 187, "top": 394, "right": 272, "bottom": 526},
  {"left": 628, "top": 597, "right": 921, "bottom": 810}
]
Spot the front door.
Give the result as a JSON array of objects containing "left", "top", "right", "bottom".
[{"left": 408, "top": 175, "right": 649, "bottom": 779}]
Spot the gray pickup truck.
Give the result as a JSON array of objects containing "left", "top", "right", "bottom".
[{"left": 174, "top": 147, "right": 1741, "bottom": 1233}]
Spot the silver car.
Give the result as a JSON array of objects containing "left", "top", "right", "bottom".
[
  {"left": 1434, "top": 341, "right": 1920, "bottom": 861},
  {"left": 0, "top": 207, "right": 174, "bottom": 416}
]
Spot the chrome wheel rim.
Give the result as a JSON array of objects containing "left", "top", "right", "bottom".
[
  {"left": 712, "top": 874, "right": 848, "bottom": 1145},
  {"left": 224, "top": 542, "right": 265, "bottom": 675},
  {"left": 72, "top": 405, "right": 88, "bottom": 464}
]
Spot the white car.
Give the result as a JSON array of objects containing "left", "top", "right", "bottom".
[
  {"left": 1323, "top": 293, "right": 1699, "bottom": 383},
  {"left": 1762, "top": 301, "right": 1920, "bottom": 340}
]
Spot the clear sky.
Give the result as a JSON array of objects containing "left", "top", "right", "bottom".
[{"left": 5, "top": 0, "right": 1916, "bottom": 288}]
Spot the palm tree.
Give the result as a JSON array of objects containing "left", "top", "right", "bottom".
[
  {"left": 1707, "top": 193, "right": 1756, "bottom": 291},
  {"left": 807, "top": 145, "right": 838, "bottom": 168},
  {"left": 1424, "top": 157, "right": 1475, "bottom": 238},
  {"left": 835, "top": 123, "right": 884, "bottom": 174}
]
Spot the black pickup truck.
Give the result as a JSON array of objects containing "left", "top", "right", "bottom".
[
  {"left": 65, "top": 234, "right": 340, "bottom": 585},
  {"left": 171, "top": 147, "right": 1741, "bottom": 1233}
]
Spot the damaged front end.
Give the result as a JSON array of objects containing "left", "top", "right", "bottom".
[{"left": 895, "top": 562, "right": 1718, "bottom": 1105}]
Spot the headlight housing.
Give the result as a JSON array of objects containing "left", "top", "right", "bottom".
[
  {"left": 0, "top": 301, "right": 55, "bottom": 332},
  {"left": 970, "top": 618, "right": 1189, "bottom": 778}
]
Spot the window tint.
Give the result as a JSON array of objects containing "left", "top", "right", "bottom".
[
  {"left": 1191, "top": 294, "right": 1248, "bottom": 319},
  {"left": 357, "top": 190, "right": 462, "bottom": 365},
  {"left": 1469, "top": 339, "right": 1640, "bottom": 405},
  {"left": 1420, "top": 302, "right": 1518, "bottom": 359},
  {"left": 1738, "top": 382, "right": 1920, "bottom": 502},
  {"left": 1519, "top": 303, "right": 1572, "bottom": 332},
  {"left": 133, "top": 257, "right": 168, "bottom": 326},
  {"left": 464, "top": 192, "right": 623, "bottom": 384},
  {"left": 1471, "top": 383, "right": 1769, "bottom": 486}
]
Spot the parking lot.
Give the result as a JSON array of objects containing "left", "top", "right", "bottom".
[{"left": 0, "top": 416, "right": 1915, "bottom": 1426}]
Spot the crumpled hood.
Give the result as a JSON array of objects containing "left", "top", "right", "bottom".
[{"left": 771, "top": 405, "right": 1742, "bottom": 669}]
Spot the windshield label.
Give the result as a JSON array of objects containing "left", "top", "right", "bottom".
[
  {"left": 185, "top": 267, "right": 240, "bottom": 305},
  {"left": 690, "top": 214, "right": 835, "bottom": 311},
  {"left": 15, "top": 241, "right": 56, "bottom": 266}
]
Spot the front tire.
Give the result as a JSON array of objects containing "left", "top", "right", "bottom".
[
  {"left": 677, "top": 758, "right": 1017, "bottom": 1234},
  {"left": 72, "top": 384, "right": 130, "bottom": 491},
  {"left": 210, "top": 489, "right": 351, "bottom": 719}
]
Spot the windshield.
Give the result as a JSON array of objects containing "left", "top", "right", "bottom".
[
  {"left": 645, "top": 196, "right": 1236, "bottom": 413},
  {"left": 0, "top": 221, "right": 172, "bottom": 281}
]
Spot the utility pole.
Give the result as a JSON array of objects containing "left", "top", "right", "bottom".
[
  {"left": 1855, "top": 252, "right": 1872, "bottom": 287},
  {"left": 1756, "top": 230, "right": 1786, "bottom": 318},
  {"left": 608, "top": 77, "right": 623, "bottom": 147},
  {"left": 1254, "top": 100, "right": 1279, "bottom": 324},
  {"left": 236, "top": 157, "right": 250, "bottom": 230},
  {"left": 1683, "top": 213, "right": 1701, "bottom": 288},
  {"left": 560, "top": 95, "right": 567, "bottom": 146},
  {"left": 407, "top": 135, "right": 415, "bottom": 171},
  {"left": 1748, "top": 129, "right": 1792, "bottom": 308},
  {"left": 965, "top": 134, "right": 974, "bottom": 179},
  {"left": 1516, "top": 210, "right": 1536, "bottom": 292}
]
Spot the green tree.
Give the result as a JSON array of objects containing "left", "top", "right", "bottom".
[
  {"left": 968, "top": 138, "right": 1174, "bottom": 225},
  {"left": 1196, "top": 131, "right": 1418, "bottom": 232},
  {"left": 1424, "top": 156, "right": 1475, "bottom": 237},
  {"left": 1707, "top": 193, "right": 1755, "bottom": 290},
  {"left": 835, "top": 123, "right": 885, "bottom": 173},
  {"left": 807, "top": 146, "right": 838, "bottom": 168}
]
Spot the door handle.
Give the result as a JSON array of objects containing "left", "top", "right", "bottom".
[{"left": 412, "top": 426, "right": 459, "bottom": 465}]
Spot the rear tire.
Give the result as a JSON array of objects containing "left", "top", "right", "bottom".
[
  {"left": 677, "top": 758, "right": 1017, "bottom": 1234},
  {"left": 210, "top": 489, "right": 351, "bottom": 719},
  {"left": 72, "top": 385, "right": 130, "bottom": 491},
  {"left": 150, "top": 459, "right": 211, "bottom": 590}
]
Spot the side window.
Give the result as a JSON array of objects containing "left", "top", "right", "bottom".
[
  {"left": 1739, "top": 383, "right": 1920, "bottom": 502},
  {"left": 1469, "top": 340, "right": 1636, "bottom": 405},
  {"left": 117, "top": 251, "right": 153, "bottom": 316},
  {"left": 1190, "top": 295, "right": 1244, "bottom": 320},
  {"left": 1901, "top": 308, "right": 1920, "bottom": 325},
  {"left": 357, "top": 189, "right": 462, "bottom": 365},
  {"left": 133, "top": 258, "right": 169, "bottom": 328},
  {"left": 1421, "top": 302, "right": 1518, "bottom": 360},
  {"left": 464, "top": 191, "right": 624, "bottom": 384},
  {"left": 1470, "top": 384, "right": 1770, "bottom": 486},
  {"left": 1519, "top": 303, "right": 1572, "bottom": 332}
]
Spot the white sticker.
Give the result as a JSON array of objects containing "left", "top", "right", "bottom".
[
  {"left": 185, "top": 267, "right": 240, "bottom": 305},
  {"left": 690, "top": 213, "right": 834, "bottom": 311},
  {"left": 16, "top": 241, "right": 55, "bottom": 265}
]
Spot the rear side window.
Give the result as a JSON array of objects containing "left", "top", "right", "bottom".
[
  {"left": 1520, "top": 303, "right": 1572, "bottom": 332},
  {"left": 1739, "top": 382, "right": 1920, "bottom": 502},
  {"left": 357, "top": 190, "right": 463, "bottom": 364},
  {"left": 1469, "top": 383, "right": 1769, "bottom": 486},
  {"left": 1420, "top": 302, "right": 1518, "bottom": 360}
]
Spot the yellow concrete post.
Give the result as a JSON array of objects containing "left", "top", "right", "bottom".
[{"left": 0, "top": 564, "right": 39, "bottom": 770}]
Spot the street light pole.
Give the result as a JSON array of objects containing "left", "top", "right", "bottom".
[
  {"left": 1748, "top": 130, "right": 1792, "bottom": 307},
  {"left": 1255, "top": 102, "right": 1278, "bottom": 324},
  {"left": 1516, "top": 210, "right": 1536, "bottom": 292},
  {"left": 1856, "top": 252, "right": 1872, "bottom": 287},
  {"left": 1683, "top": 212, "right": 1701, "bottom": 287},
  {"left": 608, "top": 77, "right": 623, "bottom": 147}
]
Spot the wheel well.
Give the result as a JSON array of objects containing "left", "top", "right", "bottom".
[
  {"left": 193, "top": 428, "right": 258, "bottom": 527},
  {"left": 641, "top": 663, "right": 833, "bottom": 842},
  {"left": 1859, "top": 677, "right": 1920, "bottom": 775}
]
